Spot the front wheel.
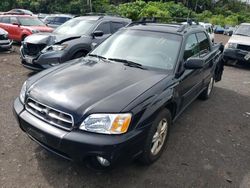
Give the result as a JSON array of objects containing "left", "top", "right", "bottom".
[
  {"left": 199, "top": 77, "right": 214, "bottom": 100},
  {"left": 139, "top": 109, "right": 172, "bottom": 165}
]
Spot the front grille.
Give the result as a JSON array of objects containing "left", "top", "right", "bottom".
[
  {"left": 23, "top": 43, "right": 47, "bottom": 56},
  {"left": 237, "top": 44, "right": 250, "bottom": 52},
  {"left": 0, "top": 34, "right": 8, "bottom": 40},
  {"left": 25, "top": 98, "right": 74, "bottom": 130}
]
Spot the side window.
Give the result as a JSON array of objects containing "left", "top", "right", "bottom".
[
  {"left": 112, "top": 22, "right": 124, "bottom": 33},
  {"left": 2, "top": 17, "right": 10, "bottom": 24},
  {"left": 196, "top": 32, "right": 210, "bottom": 55},
  {"left": 184, "top": 34, "right": 199, "bottom": 60},
  {"left": 95, "top": 22, "right": 111, "bottom": 35},
  {"left": 54, "top": 17, "right": 68, "bottom": 24},
  {"left": 10, "top": 17, "right": 18, "bottom": 24}
]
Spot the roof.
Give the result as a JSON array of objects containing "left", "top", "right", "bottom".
[
  {"left": 74, "top": 15, "right": 131, "bottom": 22},
  {"left": 126, "top": 22, "right": 205, "bottom": 35},
  {"left": 0, "top": 14, "right": 36, "bottom": 18},
  {"left": 240, "top": 23, "right": 250, "bottom": 26}
]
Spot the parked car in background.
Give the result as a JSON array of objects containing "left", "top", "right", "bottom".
[
  {"left": 182, "top": 22, "right": 214, "bottom": 43},
  {"left": 14, "top": 21, "right": 224, "bottom": 169},
  {"left": 223, "top": 26, "right": 235, "bottom": 36},
  {"left": 0, "top": 15, "right": 53, "bottom": 42},
  {"left": 224, "top": 23, "right": 250, "bottom": 65},
  {"left": 214, "top": 25, "right": 225, "bottom": 34},
  {"left": 37, "top": 13, "right": 50, "bottom": 20},
  {"left": 4, "top": 9, "right": 34, "bottom": 16},
  {"left": 43, "top": 14, "right": 74, "bottom": 28},
  {"left": 0, "top": 28, "right": 12, "bottom": 50},
  {"left": 20, "top": 15, "right": 131, "bottom": 71}
]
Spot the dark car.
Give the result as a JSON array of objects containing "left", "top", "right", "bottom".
[
  {"left": 20, "top": 15, "right": 131, "bottom": 71},
  {"left": 14, "top": 21, "right": 224, "bottom": 169},
  {"left": 214, "top": 25, "right": 225, "bottom": 34},
  {"left": 0, "top": 28, "right": 12, "bottom": 50},
  {"left": 43, "top": 14, "right": 74, "bottom": 29}
]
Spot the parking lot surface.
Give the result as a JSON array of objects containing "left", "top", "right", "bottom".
[{"left": 0, "top": 35, "right": 250, "bottom": 188}]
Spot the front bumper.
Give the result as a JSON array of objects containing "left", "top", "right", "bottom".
[
  {"left": 20, "top": 46, "right": 69, "bottom": 71},
  {"left": 13, "top": 98, "right": 147, "bottom": 165},
  {"left": 223, "top": 48, "right": 250, "bottom": 63},
  {"left": 0, "top": 40, "right": 12, "bottom": 50}
]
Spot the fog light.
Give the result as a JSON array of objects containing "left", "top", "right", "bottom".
[{"left": 96, "top": 156, "right": 110, "bottom": 167}]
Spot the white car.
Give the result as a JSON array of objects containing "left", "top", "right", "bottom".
[
  {"left": 181, "top": 22, "right": 214, "bottom": 43},
  {"left": 224, "top": 23, "right": 250, "bottom": 65}
]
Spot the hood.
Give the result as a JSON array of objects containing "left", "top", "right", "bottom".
[
  {"left": 25, "top": 32, "right": 81, "bottom": 45},
  {"left": 228, "top": 34, "right": 250, "bottom": 46},
  {"left": 22, "top": 25, "right": 53, "bottom": 33},
  {"left": 28, "top": 58, "right": 168, "bottom": 122}
]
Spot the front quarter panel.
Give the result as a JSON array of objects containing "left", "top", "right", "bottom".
[{"left": 123, "top": 76, "right": 175, "bottom": 130}]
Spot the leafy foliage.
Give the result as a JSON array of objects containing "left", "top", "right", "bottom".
[{"left": 0, "top": 0, "right": 250, "bottom": 26}]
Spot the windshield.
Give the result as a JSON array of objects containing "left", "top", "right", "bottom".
[
  {"left": 19, "top": 17, "right": 45, "bottom": 26},
  {"left": 235, "top": 25, "right": 250, "bottom": 36},
  {"left": 53, "top": 19, "right": 94, "bottom": 35},
  {"left": 90, "top": 30, "right": 182, "bottom": 70}
]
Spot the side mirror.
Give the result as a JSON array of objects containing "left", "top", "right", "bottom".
[
  {"left": 92, "top": 30, "right": 104, "bottom": 38},
  {"left": 12, "top": 22, "right": 20, "bottom": 27},
  {"left": 184, "top": 57, "right": 204, "bottom": 69}
]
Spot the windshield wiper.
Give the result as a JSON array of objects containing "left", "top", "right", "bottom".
[
  {"left": 108, "top": 58, "right": 146, "bottom": 69},
  {"left": 88, "top": 54, "right": 107, "bottom": 60}
]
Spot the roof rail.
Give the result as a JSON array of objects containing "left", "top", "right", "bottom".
[
  {"left": 126, "top": 17, "right": 158, "bottom": 27},
  {"left": 84, "top": 12, "right": 123, "bottom": 18}
]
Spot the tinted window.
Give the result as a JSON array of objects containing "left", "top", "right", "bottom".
[
  {"left": 44, "top": 17, "right": 55, "bottom": 24},
  {"left": 184, "top": 34, "right": 199, "bottom": 60},
  {"left": 112, "top": 22, "right": 124, "bottom": 33},
  {"left": 10, "top": 17, "right": 18, "bottom": 24},
  {"left": 54, "top": 17, "right": 70, "bottom": 24},
  {"left": 96, "top": 22, "right": 111, "bottom": 34},
  {"left": 196, "top": 32, "right": 210, "bottom": 55},
  {"left": 1, "top": 17, "right": 10, "bottom": 24}
]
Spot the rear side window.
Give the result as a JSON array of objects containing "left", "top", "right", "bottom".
[
  {"left": 1, "top": 17, "right": 10, "bottom": 24},
  {"left": 196, "top": 32, "right": 210, "bottom": 55},
  {"left": 44, "top": 17, "right": 55, "bottom": 24},
  {"left": 54, "top": 17, "right": 70, "bottom": 24},
  {"left": 96, "top": 22, "right": 111, "bottom": 35},
  {"left": 112, "top": 22, "right": 124, "bottom": 33},
  {"left": 10, "top": 17, "right": 18, "bottom": 24},
  {"left": 184, "top": 34, "right": 199, "bottom": 60}
]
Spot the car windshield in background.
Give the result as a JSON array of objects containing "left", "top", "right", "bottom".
[
  {"left": 235, "top": 25, "right": 250, "bottom": 36},
  {"left": 19, "top": 17, "right": 45, "bottom": 26},
  {"left": 91, "top": 30, "right": 182, "bottom": 70},
  {"left": 53, "top": 19, "right": 94, "bottom": 35}
]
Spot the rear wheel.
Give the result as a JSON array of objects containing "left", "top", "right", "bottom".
[
  {"left": 199, "top": 77, "right": 214, "bottom": 100},
  {"left": 139, "top": 109, "right": 171, "bottom": 165}
]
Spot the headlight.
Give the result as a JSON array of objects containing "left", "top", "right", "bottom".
[
  {"left": 31, "top": 30, "right": 39, "bottom": 33},
  {"left": 80, "top": 113, "right": 132, "bottom": 134},
  {"left": 19, "top": 81, "right": 27, "bottom": 104},
  {"left": 226, "top": 43, "right": 238, "bottom": 49},
  {"left": 41, "top": 44, "right": 67, "bottom": 53}
]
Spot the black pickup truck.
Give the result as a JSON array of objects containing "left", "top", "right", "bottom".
[{"left": 14, "top": 21, "right": 224, "bottom": 169}]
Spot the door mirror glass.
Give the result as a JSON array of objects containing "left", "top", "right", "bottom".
[{"left": 184, "top": 58, "right": 204, "bottom": 69}]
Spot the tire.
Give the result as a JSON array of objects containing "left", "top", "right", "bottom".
[
  {"left": 21, "top": 35, "right": 27, "bottom": 42},
  {"left": 199, "top": 77, "right": 214, "bottom": 100},
  {"left": 72, "top": 51, "right": 87, "bottom": 59},
  {"left": 139, "top": 109, "right": 172, "bottom": 165}
]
